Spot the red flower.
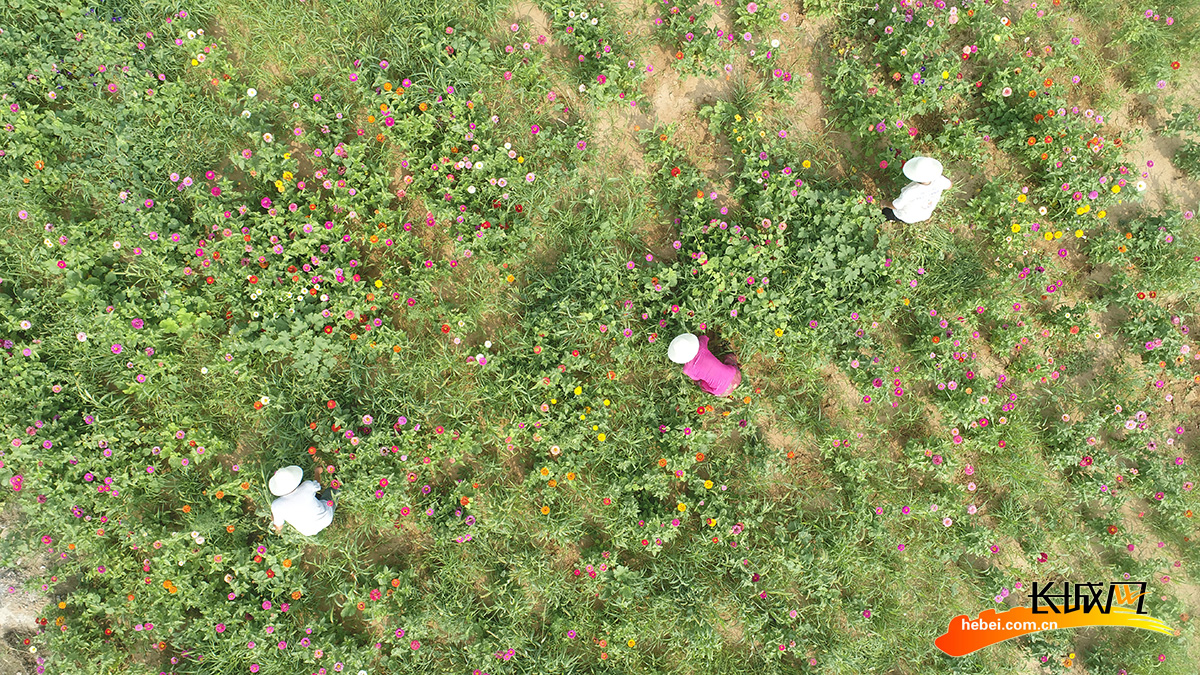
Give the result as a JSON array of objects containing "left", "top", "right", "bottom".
[
  {"left": 670, "top": 167, "right": 681, "bottom": 177},
  {"left": 697, "top": 406, "right": 705, "bottom": 414},
  {"left": 1107, "top": 525, "right": 1118, "bottom": 535},
  {"left": 1137, "top": 292, "right": 1146, "bottom": 299},
  {"left": 515, "top": 204, "right": 524, "bottom": 213},
  {"left": 205, "top": 276, "right": 215, "bottom": 284},
  {"left": 327, "top": 400, "right": 337, "bottom": 409},
  {"left": 602, "top": 497, "right": 612, "bottom": 505},
  {"left": 266, "top": 569, "right": 275, "bottom": 578},
  {"left": 1172, "top": 61, "right": 1181, "bottom": 69},
  {"left": 253, "top": 401, "right": 263, "bottom": 410},
  {"left": 441, "top": 324, "right": 451, "bottom": 333},
  {"left": 248, "top": 275, "right": 259, "bottom": 284},
  {"left": 323, "top": 326, "right": 333, "bottom": 334}
]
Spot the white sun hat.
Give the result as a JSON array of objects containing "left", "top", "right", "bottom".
[
  {"left": 668, "top": 333, "right": 701, "bottom": 364},
  {"left": 269, "top": 465, "right": 304, "bottom": 496},
  {"left": 902, "top": 156, "right": 944, "bottom": 183}
]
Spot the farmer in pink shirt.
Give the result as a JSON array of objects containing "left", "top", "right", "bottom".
[{"left": 668, "top": 333, "right": 742, "bottom": 396}]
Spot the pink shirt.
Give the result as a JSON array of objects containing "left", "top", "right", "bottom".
[{"left": 681, "top": 336, "right": 740, "bottom": 396}]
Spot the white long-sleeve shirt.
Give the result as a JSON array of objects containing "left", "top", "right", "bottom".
[
  {"left": 270, "top": 480, "right": 334, "bottom": 536},
  {"left": 891, "top": 176, "right": 952, "bottom": 223}
]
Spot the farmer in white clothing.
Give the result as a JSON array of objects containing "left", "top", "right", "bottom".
[
  {"left": 269, "top": 465, "right": 336, "bottom": 536},
  {"left": 881, "top": 156, "right": 952, "bottom": 223}
]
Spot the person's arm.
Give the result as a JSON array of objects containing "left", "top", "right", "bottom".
[
  {"left": 270, "top": 500, "right": 285, "bottom": 534},
  {"left": 891, "top": 182, "right": 920, "bottom": 211}
]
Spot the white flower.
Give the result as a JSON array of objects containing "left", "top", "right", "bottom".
[
  {"left": 580, "top": 11, "right": 588, "bottom": 19},
  {"left": 19, "top": 320, "right": 31, "bottom": 329},
  {"left": 247, "top": 88, "right": 257, "bottom": 98},
  {"left": 590, "top": 18, "right": 598, "bottom": 24},
  {"left": 241, "top": 109, "right": 251, "bottom": 118},
  {"left": 1136, "top": 180, "right": 1147, "bottom": 192},
  {"left": 200, "top": 367, "right": 209, "bottom": 375},
  {"left": 187, "top": 31, "right": 196, "bottom": 39},
  {"left": 868, "top": 18, "right": 876, "bottom": 25},
  {"left": 191, "top": 531, "right": 199, "bottom": 538},
  {"left": 770, "top": 39, "right": 780, "bottom": 48},
  {"left": 196, "top": 536, "right": 205, "bottom": 544},
  {"left": 484, "top": 340, "right": 492, "bottom": 348},
  {"left": 467, "top": 185, "right": 476, "bottom": 194},
  {"left": 251, "top": 311, "right": 260, "bottom": 318},
  {"left": 263, "top": 132, "right": 274, "bottom": 143},
  {"left": 260, "top": 396, "right": 271, "bottom": 405},
  {"left": 77, "top": 332, "right": 87, "bottom": 342},
  {"left": 113, "top": 241, "right": 121, "bottom": 249},
  {"left": 44, "top": 238, "right": 53, "bottom": 248},
  {"left": 474, "top": 161, "right": 483, "bottom": 170},
  {"left": 504, "top": 142, "right": 511, "bottom": 149}
]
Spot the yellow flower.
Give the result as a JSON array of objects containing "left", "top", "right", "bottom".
[
  {"left": 734, "top": 114, "right": 742, "bottom": 122},
  {"left": 274, "top": 180, "right": 283, "bottom": 189},
  {"left": 506, "top": 274, "right": 515, "bottom": 283},
  {"left": 736, "top": 136, "right": 743, "bottom": 142},
  {"left": 598, "top": 433, "right": 606, "bottom": 442},
  {"left": 1096, "top": 210, "right": 1106, "bottom": 218},
  {"left": 704, "top": 480, "right": 713, "bottom": 489},
  {"left": 574, "top": 386, "right": 582, "bottom": 395},
  {"left": 1076, "top": 204, "right": 1091, "bottom": 215},
  {"left": 627, "top": 639, "right": 637, "bottom": 648},
  {"left": 759, "top": 130, "right": 766, "bottom": 137},
  {"left": 374, "top": 280, "right": 383, "bottom": 288},
  {"left": 1043, "top": 231, "right": 1054, "bottom": 241},
  {"left": 550, "top": 398, "right": 557, "bottom": 404},
  {"left": 677, "top": 503, "right": 686, "bottom": 512},
  {"left": 902, "top": 298, "right": 910, "bottom": 306},
  {"left": 283, "top": 152, "right": 291, "bottom": 160},
  {"left": 774, "top": 328, "right": 783, "bottom": 337},
  {"left": 517, "top": 156, "right": 525, "bottom": 163},
  {"left": 282, "top": 171, "right": 293, "bottom": 180},
  {"left": 1016, "top": 194, "right": 1026, "bottom": 203},
  {"left": 603, "top": 399, "right": 610, "bottom": 406},
  {"left": 941, "top": 71, "right": 949, "bottom": 79},
  {"left": 1053, "top": 231, "right": 1063, "bottom": 239},
  {"left": 191, "top": 59, "right": 199, "bottom": 66},
  {"left": 1011, "top": 223, "right": 1021, "bottom": 233},
  {"left": 802, "top": 160, "right": 811, "bottom": 168},
  {"left": 1111, "top": 185, "right": 1121, "bottom": 194}
]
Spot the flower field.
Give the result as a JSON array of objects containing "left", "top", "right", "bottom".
[{"left": 2, "top": 0, "right": 1200, "bottom": 672}]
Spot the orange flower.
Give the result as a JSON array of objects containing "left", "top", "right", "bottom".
[
  {"left": 419, "top": 102, "right": 428, "bottom": 111},
  {"left": 1043, "top": 78, "right": 1053, "bottom": 87},
  {"left": 540, "top": 505, "right": 550, "bottom": 515},
  {"left": 742, "top": 396, "right": 752, "bottom": 404},
  {"left": 282, "top": 559, "right": 292, "bottom": 568},
  {"left": 356, "top": 602, "right": 366, "bottom": 610},
  {"left": 367, "top": 115, "right": 376, "bottom": 123},
  {"left": 696, "top": 190, "right": 705, "bottom": 199},
  {"left": 254, "top": 401, "right": 263, "bottom": 410},
  {"left": 350, "top": 333, "right": 359, "bottom": 340},
  {"left": 215, "top": 490, "right": 224, "bottom": 499},
  {"left": 376, "top": 134, "right": 384, "bottom": 143},
  {"left": 460, "top": 496, "right": 470, "bottom": 506},
  {"left": 226, "top": 525, "right": 235, "bottom": 533},
  {"left": 1028, "top": 90, "right": 1037, "bottom": 98},
  {"left": 786, "top": 450, "right": 796, "bottom": 459},
  {"left": 695, "top": 452, "right": 706, "bottom": 462},
  {"left": 659, "top": 134, "right": 667, "bottom": 141},
  {"left": 182, "top": 505, "right": 192, "bottom": 513},
  {"left": 932, "top": 336, "right": 940, "bottom": 344},
  {"left": 676, "top": 51, "right": 684, "bottom": 59},
  {"left": 383, "top": 82, "right": 393, "bottom": 91},
  {"left": 566, "top": 472, "right": 576, "bottom": 480},
  {"left": 391, "top": 578, "right": 401, "bottom": 587},
  {"left": 308, "top": 446, "right": 317, "bottom": 454},
  {"left": 658, "top": 458, "right": 668, "bottom": 467},
  {"left": 33, "top": 160, "right": 44, "bottom": 170},
  {"left": 548, "top": 479, "right": 558, "bottom": 487},
  {"left": 292, "top": 590, "right": 303, "bottom": 599},
  {"left": 127, "top": 594, "right": 135, "bottom": 602},
  {"left": 393, "top": 345, "right": 402, "bottom": 352},
  {"left": 240, "top": 482, "right": 250, "bottom": 490}
]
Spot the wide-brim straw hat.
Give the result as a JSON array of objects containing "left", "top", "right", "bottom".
[
  {"left": 269, "top": 465, "right": 304, "bottom": 496},
  {"left": 668, "top": 333, "right": 700, "bottom": 364},
  {"left": 902, "top": 156, "right": 944, "bottom": 183}
]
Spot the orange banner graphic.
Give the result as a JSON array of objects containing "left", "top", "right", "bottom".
[{"left": 935, "top": 605, "right": 1174, "bottom": 657}]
